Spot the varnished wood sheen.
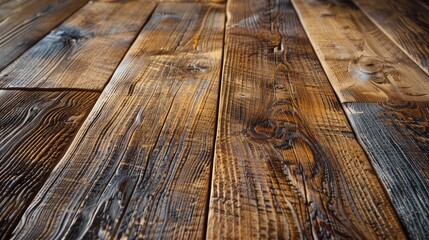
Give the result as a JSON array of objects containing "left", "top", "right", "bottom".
[
  {"left": 292, "top": 0, "right": 429, "bottom": 103},
  {"left": 353, "top": 0, "right": 429, "bottom": 75},
  {"left": 0, "top": 0, "right": 156, "bottom": 90},
  {"left": 0, "top": 0, "right": 88, "bottom": 71},
  {"left": 207, "top": 0, "right": 405, "bottom": 239},
  {"left": 12, "top": 3, "right": 224, "bottom": 239},
  {"left": 0, "top": 90, "right": 98, "bottom": 239},
  {"left": 344, "top": 102, "right": 429, "bottom": 239}
]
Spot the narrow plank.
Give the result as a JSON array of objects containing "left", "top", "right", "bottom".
[
  {"left": 0, "top": 0, "right": 88, "bottom": 71},
  {"left": 344, "top": 102, "right": 429, "bottom": 239},
  {"left": 207, "top": 0, "right": 405, "bottom": 239},
  {"left": 12, "top": 3, "right": 224, "bottom": 239},
  {"left": 353, "top": 0, "right": 429, "bottom": 75},
  {"left": 291, "top": 0, "right": 429, "bottom": 103},
  {"left": 0, "top": 0, "right": 157, "bottom": 90},
  {"left": 0, "top": 90, "right": 98, "bottom": 239}
]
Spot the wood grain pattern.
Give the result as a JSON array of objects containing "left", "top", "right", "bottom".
[
  {"left": 353, "top": 0, "right": 429, "bottom": 75},
  {"left": 291, "top": 0, "right": 429, "bottom": 103},
  {"left": 0, "top": 90, "right": 98, "bottom": 239},
  {"left": 0, "top": 0, "right": 156, "bottom": 90},
  {"left": 0, "top": 0, "right": 88, "bottom": 71},
  {"left": 12, "top": 3, "right": 224, "bottom": 239},
  {"left": 344, "top": 102, "right": 429, "bottom": 239},
  {"left": 207, "top": 0, "right": 405, "bottom": 239}
]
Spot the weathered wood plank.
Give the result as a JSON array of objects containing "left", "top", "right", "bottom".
[
  {"left": 0, "top": 90, "right": 98, "bottom": 239},
  {"left": 0, "top": 0, "right": 156, "bottom": 90},
  {"left": 344, "top": 102, "right": 429, "bottom": 239},
  {"left": 0, "top": 0, "right": 88, "bottom": 71},
  {"left": 207, "top": 0, "right": 405, "bottom": 239},
  {"left": 291, "top": 0, "right": 429, "bottom": 103},
  {"left": 12, "top": 3, "right": 224, "bottom": 239},
  {"left": 353, "top": 0, "right": 429, "bottom": 75}
]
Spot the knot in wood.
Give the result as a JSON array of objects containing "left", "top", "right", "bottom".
[{"left": 357, "top": 56, "right": 384, "bottom": 74}]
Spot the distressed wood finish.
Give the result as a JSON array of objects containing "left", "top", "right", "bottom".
[
  {"left": 0, "top": 90, "right": 98, "bottom": 239},
  {"left": 0, "top": 0, "right": 156, "bottom": 90},
  {"left": 344, "top": 102, "right": 429, "bottom": 239},
  {"left": 292, "top": 0, "right": 429, "bottom": 103},
  {"left": 207, "top": 0, "right": 405, "bottom": 239},
  {"left": 353, "top": 0, "right": 429, "bottom": 75},
  {"left": 0, "top": 0, "right": 88, "bottom": 71},
  {"left": 12, "top": 3, "right": 224, "bottom": 239}
]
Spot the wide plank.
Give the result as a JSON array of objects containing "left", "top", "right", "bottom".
[
  {"left": 0, "top": 90, "right": 98, "bottom": 239},
  {"left": 0, "top": 0, "right": 156, "bottom": 90},
  {"left": 12, "top": 3, "right": 224, "bottom": 239},
  {"left": 291, "top": 0, "right": 429, "bottom": 103},
  {"left": 0, "top": 0, "right": 88, "bottom": 71},
  {"left": 344, "top": 102, "right": 429, "bottom": 239},
  {"left": 207, "top": 0, "right": 405, "bottom": 239},
  {"left": 353, "top": 0, "right": 429, "bottom": 75}
]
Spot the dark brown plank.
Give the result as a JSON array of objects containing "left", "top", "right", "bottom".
[
  {"left": 292, "top": 0, "right": 429, "bottom": 103},
  {"left": 0, "top": 0, "right": 156, "bottom": 90},
  {"left": 353, "top": 0, "right": 429, "bottom": 75},
  {"left": 12, "top": 3, "right": 224, "bottom": 239},
  {"left": 0, "top": 90, "right": 98, "bottom": 239},
  {"left": 207, "top": 0, "right": 405, "bottom": 239},
  {"left": 344, "top": 102, "right": 429, "bottom": 239},
  {"left": 0, "top": 0, "right": 88, "bottom": 71}
]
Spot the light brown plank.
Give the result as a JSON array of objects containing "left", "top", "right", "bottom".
[
  {"left": 207, "top": 0, "right": 405, "bottom": 239},
  {"left": 292, "top": 0, "right": 429, "bottom": 103},
  {"left": 0, "top": 0, "right": 156, "bottom": 90},
  {"left": 0, "top": 90, "right": 98, "bottom": 239},
  {"left": 0, "top": 0, "right": 88, "bottom": 71},
  {"left": 353, "top": 0, "right": 429, "bottom": 75},
  {"left": 344, "top": 102, "right": 429, "bottom": 239},
  {"left": 12, "top": 3, "right": 224, "bottom": 239}
]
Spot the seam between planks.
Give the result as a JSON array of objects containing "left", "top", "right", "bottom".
[{"left": 203, "top": 2, "right": 228, "bottom": 240}]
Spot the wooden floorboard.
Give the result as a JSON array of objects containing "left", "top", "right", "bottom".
[
  {"left": 0, "top": 0, "right": 156, "bottom": 90},
  {"left": 353, "top": 0, "right": 429, "bottom": 75},
  {"left": 0, "top": 0, "right": 88, "bottom": 71},
  {"left": 291, "top": 0, "right": 429, "bottom": 103},
  {"left": 344, "top": 102, "right": 429, "bottom": 239},
  {"left": 0, "top": 90, "right": 98, "bottom": 239},
  {"left": 207, "top": 0, "right": 405, "bottom": 239},
  {"left": 11, "top": 3, "right": 224, "bottom": 239}
]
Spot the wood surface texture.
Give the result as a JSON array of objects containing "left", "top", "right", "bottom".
[
  {"left": 0, "top": 0, "right": 156, "bottom": 90},
  {"left": 0, "top": 0, "right": 88, "bottom": 71},
  {"left": 207, "top": 0, "right": 405, "bottom": 239},
  {"left": 0, "top": 90, "right": 98, "bottom": 239},
  {"left": 11, "top": 3, "right": 224, "bottom": 239},
  {"left": 344, "top": 102, "right": 429, "bottom": 239},
  {"left": 291, "top": 0, "right": 429, "bottom": 103},
  {"left": 353, "top": 0, "right": 429, "bottom": 75}
]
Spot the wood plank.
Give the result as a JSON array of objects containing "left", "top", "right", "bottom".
[
  {"left": 0, "top": 90, "right": 98, "bottom": 239},
  {"left": 207, "top": 0, "right": 405, "bottom": 239},
  {"left": 12, "top": 3, "right": 224, "bottom": 239},
  {"left": 0, "top": 0, "right": 156, "bottom": 90},
  {"left": 291, "top": 0, "right": 429, "bottom": 103},
  {"left": 353, "top": 0, "right": 429, "bottom": 75},
  {"left": 0, "top": 0, "right": 88, "bottom": 71},
  {"left": 344, "top": 102, "right": 429, "bottom": 239}
]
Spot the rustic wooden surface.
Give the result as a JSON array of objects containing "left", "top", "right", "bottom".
[
  {"left": 344, "top": 102, "right": 429, "bottom": 239},
  {"left": 207, "top": 0, "right": 406, "bottom": 239},
  {"left": 0, "top": 90, "right": 98, "bottom": 239},
  {"left": 353, "top": 0, "right": 429, "bottom": 75},
  {"left": 11, "top": 3, "right": 224, "bottom": 239},
  {"left": 0, "top": 0, "right": 88, "bottom": 71},
  {"left": 292, "top": 0, "right": 429, "bottom": 103},
  {"left": 0, "top": 0, "right": 156, "bottom": 90}
]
